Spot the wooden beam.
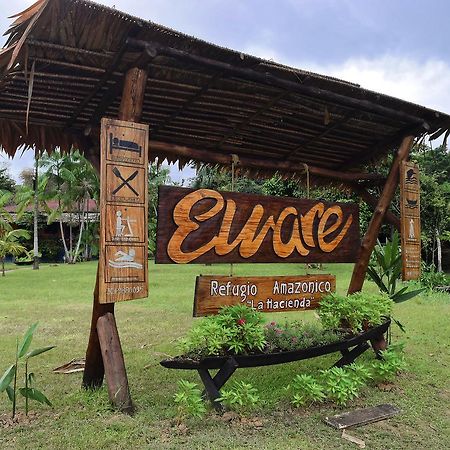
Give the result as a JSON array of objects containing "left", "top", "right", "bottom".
[
  {"left": 151, "top": 139, "right": 384, "bottom": 183},
  {"left": 348, "top": 135, "right": 414, "bottom": 294},
  {"left": 347, "top": 184, "right": 401, "bottom": 230},
  {"left": 286, "top": 111, "right": 355, "bottom": 160},
  {"left": 151, "top": 73, "right": 223, "bottom": 138},
  {"left": 82, "top": 66, "right": 148, "bottom": 413},
  {"left": 129, "top": 38, "right": 429, "bottom": 128},
  {"left": 213, "top": 91, "right": 289, "bottom": 149},
  {"left": 339, "top": 123, "right": 425, "bottom": 169}
]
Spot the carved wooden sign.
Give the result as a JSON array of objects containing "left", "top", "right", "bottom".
[
  {"left": 194, "top": 274, "right": 336, "bottom": 316},
  {"left": 156, "top": 186, "right": 360, "bottom": 264},
  {"left": 98, "top": 118, "right": 149, "bottom": 303},
  {"left": 400, "top": 161, "right": 421, "bottom": 280}
]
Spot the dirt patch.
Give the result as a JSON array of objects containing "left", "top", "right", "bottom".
[{"left": 0, "top": 412, "right": 38, "bottom": 429}]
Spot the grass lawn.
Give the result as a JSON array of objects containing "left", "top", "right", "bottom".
[{"left": 0, "top": 261, "right": 449, "bottom": 449}]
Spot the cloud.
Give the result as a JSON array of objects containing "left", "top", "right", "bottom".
[
  {"left": 243, "top": 43, "right": 450, "bottom": 115},
  {"left": 303, "top": 55, "right": 450, "bottom": 114}
]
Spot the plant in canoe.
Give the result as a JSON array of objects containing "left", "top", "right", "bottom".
[
  {"left": 179, "top": 305, "right": 344, "bottom": 359},
  {"left": 0, "top": 323, "right": 55, "bottom": 418},
  {"left": 319, "top": 292, "right": 393, "bottom": 334},
  {"left": 180, "top": 305, "right": 266, "bottom": 358}
]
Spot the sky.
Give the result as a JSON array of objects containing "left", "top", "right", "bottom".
[{"left": 1, "top": 0, "right": 450, "bottom": 182}]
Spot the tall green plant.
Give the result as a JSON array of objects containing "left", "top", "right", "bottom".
[
  {"left": 367, "top": 231, "right": 424, "bottom": 303},
  {"left": 0, "top": 229, "right": 30, "bottom": 276},
  {"left": 0, "top": 323, "right": 55, "bottom": 418}
]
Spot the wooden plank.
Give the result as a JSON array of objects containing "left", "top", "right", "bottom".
[
  {"left": 98, "top": 118, "right": 149, "bottom": 303},
  {"left": 193, "top": 274, "right": 336, "bottom": 316},
  {"left": 324, "top": 404, "right": 400, "bottom": 429},
  {"left": 156, "top": 186, "right": 360, "bottom": 264},
  {"left": 400, "top": 161, "right": 421, "bottom": 280},
  {"left": 348, "top": 135, "right": 414, "bottom": 294},
  {"left": 97, "top": 313, "right": 134, "bottom": 414}
]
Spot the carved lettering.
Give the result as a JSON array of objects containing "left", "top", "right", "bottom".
[{"left": 166, "top": 189, "right": 354, "bottom": 264}]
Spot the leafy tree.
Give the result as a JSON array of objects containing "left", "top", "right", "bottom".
[
  {"left": 0, "top": 191, "right": 30, "bottom": 276},
  {"left": 191, "top": 165, "right": 263, "bottom": 194},
  {"left": 412, "top": 144, "right": 450, "bottom": 271},
  {"left": 148, "top": 164, "right": 172, "bottom": 256},
  {"left": 0, "top": 166, "right": 15, "bottom": 193},
  {"left": 15, "top": 157, "right": 49, "bottom": 269}
]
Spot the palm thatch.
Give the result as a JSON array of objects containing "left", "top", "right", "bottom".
[{"left": 0, "top": 0, "right": 449, "bottom": 179}]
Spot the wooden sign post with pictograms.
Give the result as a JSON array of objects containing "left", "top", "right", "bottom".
[
  {"left": 400, "top": 161, "right": 421, "bottom": 280},
  {"left": 99, "top": 118, "right": 149, "bottom": 303}
]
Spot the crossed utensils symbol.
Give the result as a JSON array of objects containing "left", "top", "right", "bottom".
[{"left": 112, "top": 167, "right": 139, "bottom": 196}]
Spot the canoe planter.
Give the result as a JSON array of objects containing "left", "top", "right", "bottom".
[{"left": 161, "top": 319, "right": 391, "bottom": 410}]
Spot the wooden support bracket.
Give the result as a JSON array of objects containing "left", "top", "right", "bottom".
[
  {"left": 347, "top": 183, "right": 401, "bottom": 231},
  {"left": 199, "top": 357, "right": 238, "bottom": 411},
  {"left": 334, "top": 342, "right": 370, "bottom": 367},
  {"left": 348, "top": 135, "right": 414, "bottom": 294}
]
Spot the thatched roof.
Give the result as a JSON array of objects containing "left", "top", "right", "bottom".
[{"left": 0, "top": 0, "right": 449, "bottom": 176}]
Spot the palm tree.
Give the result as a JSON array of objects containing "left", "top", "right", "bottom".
[
  {"left": 40, "top": 150, "right": 98, "bottom": 263},
  {"left": 0, "top": 191, "right": 30, "bottom": 276},
  {"left": 14, "top": 159, "right": 51, "bottom": 270},
  {"left": 0, "top": 228, "right": 30, "bottom": 276}
]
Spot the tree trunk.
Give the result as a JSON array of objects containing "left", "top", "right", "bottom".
[
  {"left": 59, "top": 219, "right": 70, "bottom": 263},
  {"left": 69, "top": 221, "right": 73, "bottom": 264},
  {"left": 436, "top": 228, "right": 442, "bottom": 272},
  {"left": 73, "top": 199, "right": 87, "bottom": 264},
  {"left": 33, "top": 155, "right": 39, "bottom": 270}
]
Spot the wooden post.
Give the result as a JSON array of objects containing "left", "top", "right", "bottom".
[
  {"left": 97, "top": 313, "right": 133, "bottom": 414},
  {"left": 348, "top": 136, "right": 414, "bottom": 294},
  {"left": 82, "top": 66, "right": 148, "bottom": 411}
]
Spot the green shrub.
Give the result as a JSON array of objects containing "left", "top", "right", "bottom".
[
  {"left": 419, "top": 264, "right": 450, "bottom": 291},
  {"left": 264, "top": 321, "right": 343, "bottom": 353},
  {"left": 367, "top": 232, "right": 424, "bottom": 303},
  {"left": 181, "top": 305, "right": 266, "bottom": 358},
  {"left": 217, "top": 381, "right": 260, "bottom": 411},
  {"left": 319, "top": 292, "right": 393, "bottom": 333},
  {"left": 173, "top": 380, "right": 206, "bottom": 420},
  {"left": 290, "top": 374, "right": 326, "bottom": 407},
  {"left": 372, "top": 344, "right": 407, "bottom": 381},
  {"left": 321, "top": 366, "right": 361, "bottom": 406}
]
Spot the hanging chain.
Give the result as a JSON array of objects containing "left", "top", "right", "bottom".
[
  {"left": 303, "top": 163, "right": 310, "bottom": 274},
  {"left": 230, "top": 154, "right": 239, "bottom": 277}
]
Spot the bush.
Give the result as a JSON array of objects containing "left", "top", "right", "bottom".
[
  {"left": 217, "top": 381, "right": 260, "bottom": 411},
  {"left": 420, "top": 264, "right": 450, "bottom": 291},
  {"left": 39, "top": 238, "right": 62, "bottom": 262},
  {"left": 264, "top": 321, "right": 343, "bottom": 353},
  {"left": 181, "top": 305, "right": 266, "bottom": 358},
  {"left": 372, "top": 344, "right": 407, "bottom": 381},
  {"left": 290, "top": 374, "right": 326, "bottom": 407},
  {"left": 173, "top": 380, "right": 206, "bottom": 420},
  {"left": 321, "top": 366, "right": 361, "bottom": 406},
  {"left": 319, "top": 292, "right": 393, "bottom": 333},
  {"left": 367, "top": 232, "right": 424, "bottom": 303}
]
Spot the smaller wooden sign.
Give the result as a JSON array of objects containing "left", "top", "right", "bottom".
[
  {"left": 193, "top": 274, "right": 336, "bottom": 316},
  {"left": 400, "top": 161, "right": 421, "bottom": 280}
]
